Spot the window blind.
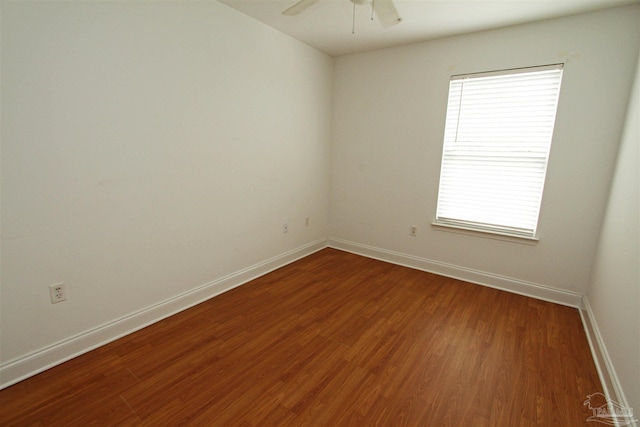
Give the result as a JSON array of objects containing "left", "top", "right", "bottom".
[{"left": 435, "top": 64, "right": 563, "bottom": 238}]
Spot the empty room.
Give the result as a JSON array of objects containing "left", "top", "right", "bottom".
[{"left": 1, "top": 0, "right": 638, "bottom": 425}]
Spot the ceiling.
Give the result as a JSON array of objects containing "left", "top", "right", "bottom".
[{"left": 218, "top": 0, "right": 638, "bottom": 56}]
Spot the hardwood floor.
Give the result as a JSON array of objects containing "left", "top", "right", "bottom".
[{"left": 0, "top": 248, "right": 602, "bottom": 426}]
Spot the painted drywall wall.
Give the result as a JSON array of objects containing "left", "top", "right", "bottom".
[
  {"left": 1, "top": 1, "right": 332, "bottom": 365},
  {"left": 586, "top": 52, "right": 639, "bottom": 417},
  {"left": 330, "top": 5, "right": 640, "bottom": 294}
]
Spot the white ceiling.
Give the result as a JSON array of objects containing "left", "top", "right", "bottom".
[{"left": 218, "top": 0, "right": 638, "bottom": 56}]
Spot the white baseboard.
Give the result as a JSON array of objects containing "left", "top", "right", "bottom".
[
  {"left": 0, "top": 239, "right": 328, "bottom": 391},
  {"left": 580, "top": 296, "right": 637, "bottom": 427},
  {"left": 328, "top": 237, "right": 583, "bottom": 307},
  {"left": 1, "top": 238, "right": 605, "bottom": 399}
]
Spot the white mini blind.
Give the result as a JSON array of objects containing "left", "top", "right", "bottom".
[{"left": 435, "top": 64, "right": 563, "bottom": 238}]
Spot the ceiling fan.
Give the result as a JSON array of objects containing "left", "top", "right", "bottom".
[{"left": 282, "top": 0, "right": 402, "bottom": 28}]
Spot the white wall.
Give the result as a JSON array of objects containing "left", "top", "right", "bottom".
[
  {"left": 585, "top": 52, "right": 639, "bottom": 417},
  {"left": 330, "top": 5, "right": 640, "bottom": 296},
  {"left": 0, "top": 0, "right": 332, "bottom": 376}
]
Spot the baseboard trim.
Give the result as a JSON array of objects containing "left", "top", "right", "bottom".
[
  {"left": 579, "top": 296, "right": 637, "bottom": 427},
  {"left": 0, "top": 239, "right": 596, "bottom": 393},
  {"left": 0, "top": 239, "right": 328, "bottom": 390},
  {"left": 328, "top": 238, "right": 583, "bottom": 308}
]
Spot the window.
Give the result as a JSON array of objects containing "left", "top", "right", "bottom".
[{"left": 434, "top": 64, "right": 564, "bottom": 240}]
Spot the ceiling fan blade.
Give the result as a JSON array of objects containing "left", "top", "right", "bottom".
[
  {"left": 282, "top": 0, "right": 320, "bottom": 16},
  {"left": 373, "top": 0, "right": 402, "bottom": 27}
]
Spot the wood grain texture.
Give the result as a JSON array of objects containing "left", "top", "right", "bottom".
[{"left": 0, "top": 248, "right": 602, "bottom": 426}]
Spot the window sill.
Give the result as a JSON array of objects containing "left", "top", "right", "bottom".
[{"left": 431, "top": 221, "right": 539, "bottom": 245}]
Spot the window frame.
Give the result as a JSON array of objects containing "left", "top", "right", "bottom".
[{"left": 432, "top": 64, "right": 564, "bottom": 242}]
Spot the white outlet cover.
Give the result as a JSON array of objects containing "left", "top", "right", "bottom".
[{"left": 49, "top": 283, "right": 66, "bottom": 303}]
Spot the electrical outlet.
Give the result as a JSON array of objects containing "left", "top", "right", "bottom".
[
  {"left": 283, "top": 223, "right": 289, "bottom": 233},
  {"left": 410, "top": 225, "right": 417, "bottom": 237},
  {"left": 49, "top": 283, "right": 66, "bottom": 304}
]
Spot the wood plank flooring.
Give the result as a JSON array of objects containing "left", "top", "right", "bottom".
[{"left": 0, "top": 248, "right": 602, "bottom": 426}]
